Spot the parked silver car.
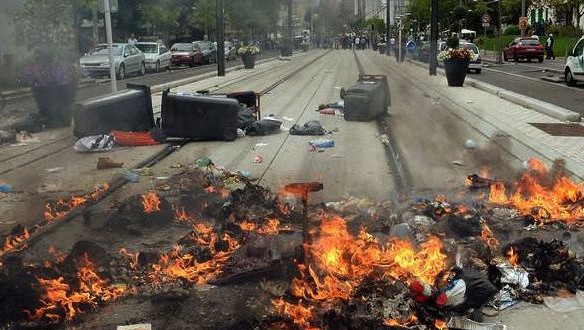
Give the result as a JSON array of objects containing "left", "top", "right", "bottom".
[
  {"left": 79, "top": 43, "right": 146, "bottom": 80},
  {"left": 136, "top": 42, "right": 171, "bottom": 72}
]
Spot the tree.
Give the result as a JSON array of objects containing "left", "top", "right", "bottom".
[{"left": 191, "top": 0, "right": 215, "bottom": 40}]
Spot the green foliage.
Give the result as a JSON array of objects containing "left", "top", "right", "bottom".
[
  {"left": 191, "top": 0, "right": 216, "bottom": 36},
  {"left": 14, "top": 0, "right": 77, "bottom": 62},
  {"left": 504, "top": 25, "right": 521, "bottom": 36},
  {"left": 547, "top": 25, "right": 583, "bottom": 37},
  {"left": 359, "top": 17, "right": 386, "bottom": 33},
  {"left": 451, "top": 6, "right": 468, "bottom": 21}
]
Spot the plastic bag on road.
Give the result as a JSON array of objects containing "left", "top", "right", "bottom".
[
  {"left": 290, "top": 120, "right": 326, "bottom": 136},
  {"left": 497, "top": 263, "right": 529, "bottom": 289},
  {"left": 237, "top": 107, "right": 257, "bottom": 130},
  {"left": 245, "top": 117, "right": 282, "bottom": 136},
  {"left": 74, "top": 135, "right": 115, "bottom": 153}
]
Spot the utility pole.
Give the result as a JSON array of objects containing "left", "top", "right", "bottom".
[
  {"left": 216, "top": 0, "right": 225, "bottom": 76},
  {"left": 497, "top": 0, "right": 503, "bottom": 64},
  {"left": 386, "top": 0, "right": 391, "bottom": 55},
  {"left": 103, "top": 0, "right": 117, "bottom": 93},
  {"left": 521, "top": 0, "right": 526, "bottom": 37},
  {"left": 287, "top": 0, "right": 293, "bottom": 53},
  {"left": 429, "top": 0, "right": 438, "bottom": 75}
]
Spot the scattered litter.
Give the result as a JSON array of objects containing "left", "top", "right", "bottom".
[
  {"left": 309, "top": 138, "right": 335, "bottom": 149},
  {"left": 0, "top": 130, "right": 15, "bottom": 144},
  {"left": 447, "top": 316, "right": 507, "bottom": 330},
  {"left": 117, "top": 324, "right": 152, "bottom": 330},
  {"left": 37, "top": 182, "right": 61, "bottom": 193},
  {"left": 170, "top": 163, "right": 183, "bottom": 169},
  {"left": 493, "top": 285, "right": 520, "bottom": 311},
  {"left": 135, "top": 168, "right": 154, "bottom": 176},
  {"left": 74, "top": 135, "right": 115, "bottom": 153},
  {"left": 16, "top": 131, "right": 40, "bottom": 143},
  {"left": 464, "top": 139, "right": 478, "bottom": 150},
  {"left": 195, "top": 157, "right": 213, "bottom": 168},
  {"left": 283, "top": 116, "right": 294, "bottom": 122},
  {"left": 497, "top": 263, "right": 530, "bottom": 289},
  {"left": 122, "top": 170, "right": 140, "bottom": 183},
  {"left": 237, "top": 108, "right": 257, "bottom": 130},
  {"left": 524, "top": 224, "right": 538, "bottom": 231},
  {"left": 10, "top": 143, "right": 28, "bottom": 147},
  {"left": 96, "top": 157, "right": 124, "bottom": 170},
  {"left": 329, "top": 153, "right": 344, "bottom": 158},
  {"left": 245, "top": 116, "right": 282, "bottom": 136},
  {"left": 452, "top": 160, "right": 465, "bottom": 166},
  {"left": 0, "top": 184, "right": 13, "bottom": 193},
  {"left": 290, "top": 120, "right": 326, "bottom": 136},
  {"left": 380, "top": 134, "right": 390, "bottom": 146},
  {"left": 45, "top": 167, "right": 64, "bottom": 173},
  {"left": 111, "top": 130, "right": 160, "bottom": 146},
  {"left": 255, "top": 143, "right": 269, "bottom": 147},
  {"left": 154, "top": 177, "right": 170, "bottom": 190},
  {"left": 253, "top": 154, "right": 263, "bottom": 164},
  {"left": 466, "top": 100, "right": 474, "bottom": 104},
  {"left": 319, "top": 108, "right": 336, "bottom": 115},
  {"left": 237, "top": 128, "right": 246, "bottom": 137},
  {"left": 237, "top": 170, "right": 252, "bottom": 178}
]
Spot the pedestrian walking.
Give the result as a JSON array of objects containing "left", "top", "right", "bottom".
[
  {"left": 128, "top": 34, "right": 138, "bottom": 45},
  {"left": 546, "top": 34, "right": 555, "bottom": 60},
  {"left": 354, "top": 36, "right": 360, "bottom": 50},
  {"left": 361, "top": 37, "right": 367, "bottom": 50}
]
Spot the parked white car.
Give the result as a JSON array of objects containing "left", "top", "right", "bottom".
[
  {"left": 80, "top": 43, "right": 145, "bottom": 80},
  {"left": 564, "top": 36, "right": 584, "bottom": 86},
  {"left": 136, "top": 42, "right": 171, "bottom": 72}
]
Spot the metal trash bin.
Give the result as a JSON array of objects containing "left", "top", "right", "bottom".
[{"left": 73, "top": 84, "right": 154, "bottom": 138}]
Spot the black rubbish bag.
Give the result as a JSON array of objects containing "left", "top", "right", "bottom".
[
  {"left": 290, "top": 120, "right": 326, "bottom": 136},
  {"left": 451, "top": 268, "right": 497, "bottom": 312},
  {"left": 245, "top": 117, "right": 282, "bottom": 136},
  {"left": 238, "top": 107, "right": 257, "bottom": 130}
]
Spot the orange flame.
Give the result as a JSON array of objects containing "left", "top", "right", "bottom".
[
  {"left": 173, "top": 205, "right": 192, "bottom": 222},
  {"left": 488, "top": 158, "right": 584, "bottom": 222},
  {"left": 141, "top": 191, "right": 161, "bottom": 214},
  {"left": 239, "top": 219, "right": 287, "bottom": 235},
  {"left": 272, "top": 298, "right": 317, "bottom": 329},
  {"left": 2, "top": 227, "right": 30, "bottom": 253},
  {"left": 480, "top": 222, "right": 500, "bottom": 250},
  {"left": 44, "top": 184, "right": 110, "bottom": 221},
  {"left": 507, "top": 247, "right": 519, "bottom": 267},
  {"left": 274, "top": 214, "right": 447, "bottom": 327},
  {"left": 384, "top": 314, "right": 418, "bottom": 327},
  {"left": 435, "top": 319, "right": 449, "bottom": 330},
  {"left": 27, "top": 253, "right": 125, "bottom": 323}
]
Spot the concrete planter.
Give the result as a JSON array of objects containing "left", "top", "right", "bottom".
[
  {"left": 32, "top": 83, "right": 77, "bottom": 128},
  {"left": 443, "top": 58, "right": 470, "bottom": 87},
  {"left": 242, "top": 54, "right": 256, "bottom": 69}
]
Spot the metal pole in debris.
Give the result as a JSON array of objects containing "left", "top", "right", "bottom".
[
  {"left": 216, "top": 0, "right": 225, "bottom": 76},
  {"left": 429, "top": 0, "right": 438, "bottom": 75},
  {"left": 103, "top": 0, "right": 117, "bottom": 93}
]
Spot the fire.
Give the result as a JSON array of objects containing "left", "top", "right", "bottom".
[
  {"left": 2, "top": 227, "right": 30, "bottom": 254},
  {"left": 384, "top": 314, "right": 418, "bottom": 327},
  {"left": 480, "top": 222, "right": 500, "bottom": 250},
  {"left": 44, "top": 183, "right": 110, "bottom": 221},
  {"left": 274, "top": 214, "right": 447, "bottom": 328},
  {"left": 28, "top": 253, "right": 125, "bottom": 323},
  {"left": 435, "top": 319, "right": 449, "bottom": 330},
  {"left": 488, "top": 158, "right": 584, "bottom": 222},
  {"left": 272, "top": 298, "right": 316, "bottom": 329},
  {"left": 141, "top": 191, "right": 161, "bottom": 214},
  {"left": 239, "top": 219, "right": 286, "bottom": 235},
  {"left": 507, "top": 247, "right": 519, "bottom": 267},
  {"left": 173, "top": 205, "right": 192, "bottom": 222},
  {"left": 148, "top": 224, "right": 240, "bottom": 285}
]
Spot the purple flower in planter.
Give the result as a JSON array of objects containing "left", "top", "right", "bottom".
[{"left": 17, "top": 62, "right": 79, "bottom": 87}]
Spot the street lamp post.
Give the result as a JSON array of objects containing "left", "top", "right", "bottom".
[
  {"left": 429, "top": 0, "right": 438, "bottom": 75},
  {"left": 216, "top": 0, "right": 225, "bottom": 76},
  {"left": 103, "top": 0, "right": 117, "bottom": 93},
  {"left": 497, "top": 0, "right": 502, "bottom": 63},
  {"left": 386, "top": 0, "right": 391, "bottom": 55}
]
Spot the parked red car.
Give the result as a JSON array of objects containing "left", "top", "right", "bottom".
[
  {"left": 503, "top": 37, "right": 545, "bottom": 62},
  {"left": 170, "top": 43, "right": 203, "bottom": 67}
]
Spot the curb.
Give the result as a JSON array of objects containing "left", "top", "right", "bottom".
[{"left": 408, "top": 59, "right": 581, "bottom": 122}]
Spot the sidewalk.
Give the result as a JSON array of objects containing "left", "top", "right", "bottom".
[
  {"left": 388, "top": 57, "right": 584, "bottom": 180},
  {"left": 481, "top": 49, "right": 565, "bottom": 73}
]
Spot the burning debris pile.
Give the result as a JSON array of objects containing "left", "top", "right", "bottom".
[{"left": 0, "top": 157, "right": 583, "bottom": 329}]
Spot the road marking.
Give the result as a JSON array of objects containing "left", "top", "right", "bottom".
[{"left": 483, "top": 67, "right": 584, "bottom": 92}]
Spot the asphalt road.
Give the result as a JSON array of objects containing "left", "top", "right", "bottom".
[
  {"left": 0, "top": 49, "right": 280, "bottom": 130},
  {"left": 474, "top": 61, "right": 584, "bottom": 114}
]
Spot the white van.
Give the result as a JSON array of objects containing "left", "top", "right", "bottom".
[{"left": 565, "top": 36, "right": 584, "bottom": 86}]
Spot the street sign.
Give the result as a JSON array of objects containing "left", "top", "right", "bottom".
[
  {"left": 519, "top": 16, "right": 528, "bottom": 30},
  {"left": 98, "top": 0, "right": 118, "bottom": 14},
  {"left": 482, "top": 23, "right": 490, "bottom": 28},
  {"left": 481, "top": 13, "right": 491, "bottom": 24}
]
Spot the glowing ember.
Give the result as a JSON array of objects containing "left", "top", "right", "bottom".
[
  {"left": 44, "top": 184, "right": 110, "bottom": 221},
  {"left": 239, "top": 219, "right": 287, "bottom": 235},
  {"left": 480, "top": 222, "right": 500, "bottom": 250},
  {"left": 141, "top": 191, "right": 161, "bottom": 214},
  {"left": 274, "top": 214, "right": 447, "bottom": 328},
  {"left": 507, "top": 246, "right": 519, "bottom": 267},
  {"left": 384, "top": 315, "right": 418, "bottom": 327},
  {"left": 272, "top": 298, "right": 316, "bottom": 329},
  {"left": 488, "top": 158, "right": 584, "bottom": 222},
  {"left": 435, "top": 319, "right": 449, "bottom": 330},
  {"left": 27, "top": 253, "right": 125, "bottom": 323},
  {"left": 173, "top": 205, "right": 192, "bottom": 222},
  {"left": 1, "top": 227, "right": 30, "bottom": 255}
]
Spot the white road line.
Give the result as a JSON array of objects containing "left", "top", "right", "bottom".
[{"left": 483, "top": 67, "right": 584, "bottom": 92}]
